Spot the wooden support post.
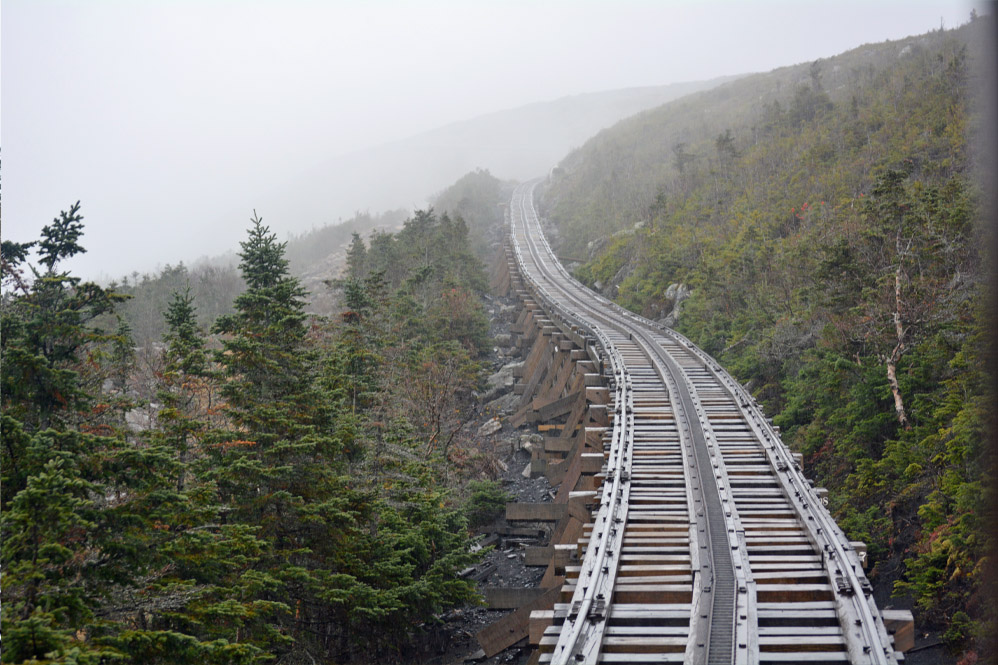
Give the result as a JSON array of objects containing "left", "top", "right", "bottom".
[
  {"left": 568, "top": 490, "right": 597, "bottom": 522},
  {"left": 529, "top": 610, "right": 554, "bottom": 645},
  {"left": 881, "top": 609, "right": 914, "bottom": 653},
  {"left": 589, "top": 404, "right": 609, "bottom": 426},
  {"left": 476, "top": 586, "right": 561, "bottom": 657},
  {"left": 850, "top": 541, "right": 868, "bottom": 568},
  {"left": 482, "top": 587, "right": 547, "bottom": 609},
  {"left": 506, "top": 503, "right": 567, "bottom": 522},
  {"left": 580, "top": 452, "right": 605, "bottom": 474},
  {"left": 525, "top": 546, "right": 553, "bottom": 566},
  {"left": 586, "top": 385, "right": 610, "bottom": 404}
]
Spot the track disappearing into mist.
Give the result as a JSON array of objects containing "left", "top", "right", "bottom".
[{"left": 509, "top": 181, "right": 902, "bottom": 665}]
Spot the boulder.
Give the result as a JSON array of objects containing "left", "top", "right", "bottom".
[{"left": 477, "top": 417, "right": 502, "bottom": 437}]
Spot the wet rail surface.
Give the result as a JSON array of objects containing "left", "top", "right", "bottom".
[{"left": 508, "top": 181, "right": 902, "bottom": 665}]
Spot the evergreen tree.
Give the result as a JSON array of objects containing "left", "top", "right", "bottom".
[
  {"left": 157, "top": 287, "right": 214, "bottom": 488},
  {"left": 1, "top": 206, "right": 248, "bottom": 664},
  {"left": 205, "top": 214, "right": 478, "bottom": 661},
  {"left": 345, "top": 231, "right": 368, "bottom": 280}
]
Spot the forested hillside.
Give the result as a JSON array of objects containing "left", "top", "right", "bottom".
[
  {"left": 540, "top": 17, "right": 993, "bottom": 659},
  {"left": 113, "top": 208, "right": 408, "bottom": 347},
  {"left": 1, "top": 202, "right": 502, "bottom": 663},
  {"left": 431, "top": 169, "right": 515, "bottom": 257},
  {"left": 115, "top": 172, "right": 510, "bottom": 351}
]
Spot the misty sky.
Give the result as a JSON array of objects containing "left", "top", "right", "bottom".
[{"left": 3, "top": 0, "right": 981, "bottom": 281}]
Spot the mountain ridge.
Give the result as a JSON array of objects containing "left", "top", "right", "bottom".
[{"left": 254, "top": 76, "right": 740, "bottom": 230}]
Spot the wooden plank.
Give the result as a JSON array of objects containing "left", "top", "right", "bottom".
[
  {"left": 506, "top": 502, "right": 566, "bottom": 522},
  {"left": 596, "top": 656, "right": 687, "bottom": 663},
  {"left": 756, "top": 654, "right": 850, "bottom": 663},
  {"left": 544, "top": 436, "right": 574, "bottom": 453},
  {"left": 881, "top": 609, "right": 914, "bottom": 652},
  {"left": 535, "top": 352, "right": 575, "bottom": 405},
  {"left": 540, "top": 567, "right": 565, "bottom": 589},
  {"left": 756, "top": 584, "right": 834, "bottom": 602},
  {"left": 476, "top": 586, "right": 561, "bottom": 657},
  {"left": 550, "top": 517, "right": 583, "bottom": 547},
  {"left": 551, "top": 603, "right": 690, "bottom": 625},
  {"left": 525, "top": 546, "right": 552, "bottom": 566},
  {"left": 586, "top": 426, "right": 608, "bottom": 448},
  {"left": 603, "top": 627, "right": 688, "bottom": 636},
  {"left": 589, "top": 404, "right": 609, "bottom": 426},
  {"left": 553, "top": 453, "right": 582, "bottom": 502},
  {"left": 519, "top": 343, "right": 554, "bottom": 405},
  {"left": 536, "top": 390, "right": 584, "bottom": 422},
  {"left": 586, "top": 385, "right": 609, "bottom": 404},
  {"left": 529, "top": 610, "right": 554, "bottom": 645},
  {"left": 556, "top": 378, "right": 591, "bottom": 444},
  {"left": 758, "top": 627, "right": 843, "bottom": 636},
  {"left": 580, "top": 452, "right": 605, "bottom": 474},
  {"left": 482, "top": 586, "right": 546, "bottom": 609},
  {"left": 611, "top": 584, "right": 693, "bottom": 604},
  {"left": 600, "top": 636, "right": 687, "bottom": 653},
  {"left": 544, "top": 458, "right": 569, "bottom": 486},
  {"left": 568, "top": 490, "right": 597, "bottom": 522},
  {"left": 757, "top": 635, "right": 847, "bottom": 651}
]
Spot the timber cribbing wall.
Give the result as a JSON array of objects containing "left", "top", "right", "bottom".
[{"left": 477, "top": 235, "right": 611, "bottom": 658}]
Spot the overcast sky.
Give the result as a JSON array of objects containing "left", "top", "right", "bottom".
[{"left": 3, "top": 0, "right": 982, "bottom": 281}]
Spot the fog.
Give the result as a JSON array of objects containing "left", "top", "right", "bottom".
[{"left": 3, "top": 0, "right": 980, "bottom": 281}]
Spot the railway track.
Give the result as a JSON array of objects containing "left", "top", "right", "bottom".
[{"left": 508, "top": 180, "right": 904, "bottom": 665}]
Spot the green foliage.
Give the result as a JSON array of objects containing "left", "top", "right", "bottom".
[
  {"left": 543, "top": 19, "right": 993, "bottom": 658},
  {"left": 116, "top": 261, "right": 243, "bottom": 349},
  {"left": 114, "top": 209, "right": 409, "bottom": 347},
  {"left": 431, "top": 168, "right": 512, "bottom": 257},
  {"left": 463, "top": 480, "right": 512, "bottom": 529},
  {"left": 1, "top": 209, "right": 251, "bottom": 665},
  {"left": 3, "top": 203, "right": 488, "bottom": 664},
  {"left": 344, "top": 208, "right": 491, "bottom": 355}
]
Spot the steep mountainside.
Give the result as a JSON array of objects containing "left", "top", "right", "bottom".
[
  {"left": 256, "top": 78, "right": 737, "bottom": 230},
  {"left": 538, "top": 17, "right": 994, "bottom": 662}
]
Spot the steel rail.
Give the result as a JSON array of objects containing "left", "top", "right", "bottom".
[
  {"left": 510, "top": 185, "right": 636, "bottom": 664},
  {"left": 507, "top": 179, "right": 899, "bottom": 664},
  {"left": 512, "top": 182, "right": 738, "bottom": 664},
  {"left": 544, "top": 241, "right": 898, "bottom": 664}
]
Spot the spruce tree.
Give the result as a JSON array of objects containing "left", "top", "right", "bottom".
[
  {"left": 206, "top": 214, "right": 364, "bottom": 660},
  {"left": 204, "top": 214, "right": 479, "bottom": 661},
  {"left": 345, "top": 231, "right": 368, "bottom": 280},
  {"left": 1, "top": 206, "right": 244, "bottom": 664}
]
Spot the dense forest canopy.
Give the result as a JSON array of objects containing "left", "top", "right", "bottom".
[
  {"left": 110, "top": 208, "right": 410, "bottom": 349},
  {"left": 1, "top": 201, "right": 502, "bottom": 663},
  {"left": 540, "top": 17, "right": 994, "bottom": 660}
]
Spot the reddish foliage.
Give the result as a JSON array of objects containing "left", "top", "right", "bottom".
[
  {"left": 211, "top": 439, "right": 257, "bottom": 451},
  {"left": 957, "top": 650, "right": 978, "bottom": 665},
  {"left": 80, "top": 424, "right": 115, "bottom": 437}
]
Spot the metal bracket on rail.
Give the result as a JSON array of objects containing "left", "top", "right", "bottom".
[{"left": 588, "top": 596, "right": 606, "bottom": 623}]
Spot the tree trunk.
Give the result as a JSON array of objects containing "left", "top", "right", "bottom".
[
  {"left": 885, "top": 353, "right": 910, "bottom": 429},
  {"left": 887, "top": 260, "right": 911, "bottom": 429}
]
